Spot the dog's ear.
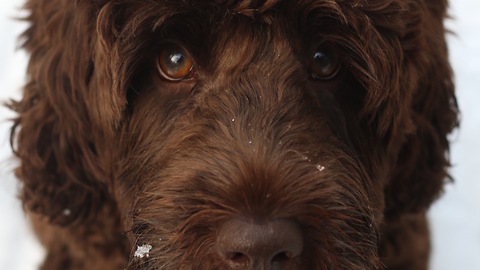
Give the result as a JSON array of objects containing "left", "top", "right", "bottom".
[
  {"left": 342, "top": 1, "right": 458, "bottom": 217},
  {"left": 382, "top": 2, "right": 459, "bottom": 218},
  {"left": 9, "top": 1, "right": 119, "bottom": 226}
]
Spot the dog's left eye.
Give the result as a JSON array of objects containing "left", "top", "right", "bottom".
[
  {"left": 310, "top": 46, "right": 341, "bottom": 80},
  {"left": 157, "top": 44, "right": 195, "bottom": 81}
]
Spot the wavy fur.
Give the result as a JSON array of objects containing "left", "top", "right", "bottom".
[{"left": 10, "top": 0, "right": 458, "bottom": 269}]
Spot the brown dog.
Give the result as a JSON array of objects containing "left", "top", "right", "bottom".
[{"left": 10, "top": 0, "right": 458, "bottom": 269}]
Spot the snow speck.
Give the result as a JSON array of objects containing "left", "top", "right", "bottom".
[
  {"left": 316, "top": 165, "right": 325, "bottom": 172},
  {"left": 134, "top": 244, "right": 152, "bottom": 258},
  {"left": 62, "top": 209, "right": 71, "bottom": 216}
]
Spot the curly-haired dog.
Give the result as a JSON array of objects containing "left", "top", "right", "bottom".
[{"left": 10, "top": 0, "right": 458, "bottom": 269}]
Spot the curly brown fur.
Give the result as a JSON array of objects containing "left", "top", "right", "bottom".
[{"left": 9, "top": 0, "right": 458, "bottom": 269}]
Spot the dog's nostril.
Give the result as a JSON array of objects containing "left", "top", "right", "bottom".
[
  {"left": 271, "top": 250, "right": 292, "bottom": 263},
  {"left": 216, "top": 218, "right": 303, "bottom": 268},
  {"left": 226, "top": 252, "right": 250, "bottom": 265}
]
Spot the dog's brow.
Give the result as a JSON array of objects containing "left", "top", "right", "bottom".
[{"left": 213, "top": 0, "right": 280, "bottom": 14}]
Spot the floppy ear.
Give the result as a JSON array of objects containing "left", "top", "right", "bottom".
[
  {"left": 383, "top": 1, "right": 459, "bottom": 218},
  {"left": 339, "top": 1, "right": 458, "bottom": 217},
  {"left": 9, "top": 1, "right": 119, "bottom": 226}
]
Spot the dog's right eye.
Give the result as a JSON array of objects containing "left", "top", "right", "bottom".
[
  {"left": 310, "top": 45, "right": 341, "bottom": 80},
  {"left": 157, "top": 44, "right": 195, "bottom": 81}
]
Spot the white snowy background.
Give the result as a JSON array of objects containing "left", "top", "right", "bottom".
[{"left": 0, "top": 0, "right": 478, "bottom": 269}]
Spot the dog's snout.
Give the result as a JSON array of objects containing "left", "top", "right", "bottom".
[{"left": 216, "top": 218, "right": 303, "bottom": 270}]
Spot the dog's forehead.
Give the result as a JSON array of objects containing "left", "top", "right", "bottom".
[
  {"left": 154, "top": 0, "right": 348, "bottom": 52},
  {"left": 161, "top": 0, "right": 344, "bottom": 21},
  {"left": 154, "top": 0, "right": 354, "bottom": 51},
  {"left": 211, "top": 0, "right": 281, "bottom": 13}
]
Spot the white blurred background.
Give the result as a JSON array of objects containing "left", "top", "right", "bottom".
[{"left": 0, "top": 1, "right": 479, "bottom": 269}]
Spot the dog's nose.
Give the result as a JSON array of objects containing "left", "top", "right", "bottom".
[{"left": 216, "top": 218, "right": 303, "bottom": 270}]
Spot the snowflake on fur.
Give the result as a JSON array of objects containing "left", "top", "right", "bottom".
[{"left": 134, "top": 244, "right": 152, "bottom": 258}]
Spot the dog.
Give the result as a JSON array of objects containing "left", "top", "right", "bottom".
[{"left": 9, "top": 0, "right": 458, "bottom": 269}]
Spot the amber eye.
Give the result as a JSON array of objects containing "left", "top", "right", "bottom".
[
  {"left": 157, "top": 44, "right": 195, "bottom": 81},
  {"left": 311, "top": 46, "right": 341, "bottom": 80}
]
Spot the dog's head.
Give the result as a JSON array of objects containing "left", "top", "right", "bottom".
[{"left": 12, "top": 0, "right": 458, "bottom": 269}]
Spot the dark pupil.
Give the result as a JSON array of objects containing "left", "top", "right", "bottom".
[
  {"left": 169, "top": 52, "right": 184, "bottom": 65},
  {"left": 167, "top": 51, "right": 185, "bottom": 68},
  {"left": 313, "top": 51, "right": 333, "bottom": 72}
]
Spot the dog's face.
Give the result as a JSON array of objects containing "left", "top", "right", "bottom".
[
  {"left": 111, "top": 2, "right": 387, "bottom": 269},
  {"left": 14, "top": 0, "right": 457, "bottom": 269}
]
